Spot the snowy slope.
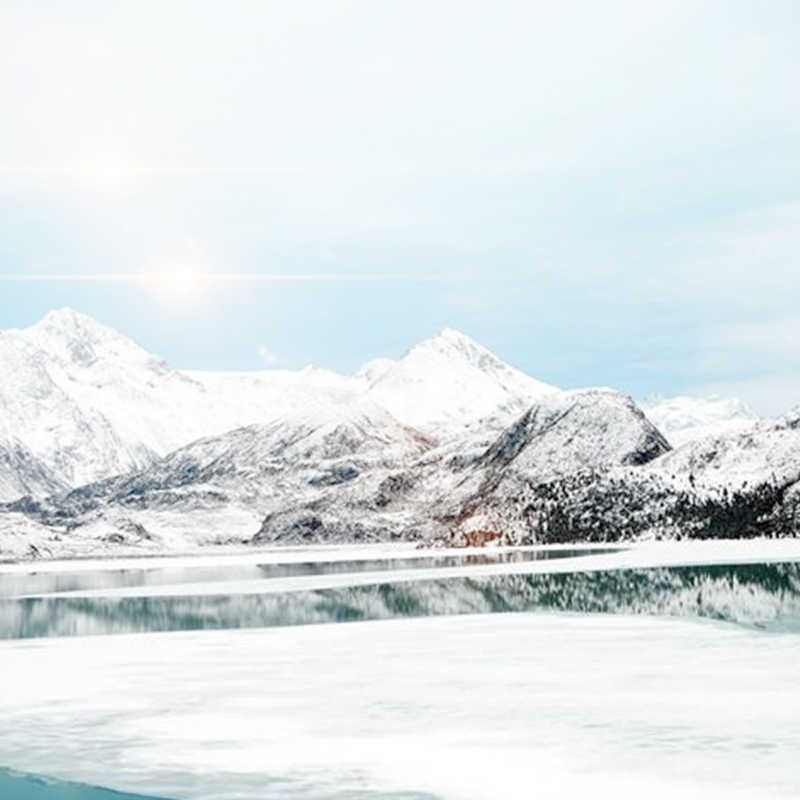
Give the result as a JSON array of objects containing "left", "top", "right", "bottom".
[
  {"left": 6, "top": 387, "right": 671, "bottom": 550},
  {"left": 0, "top": 312, "right": 560, "bottom": 501},
  {"left": 430, "top": 388, "right": 672, "bottom": 544},
  {"left": 9, "top": 370, "right": 800, "bottom": 554},
  {"left": 3, "top": 309, "right": 800, "bottom": 555},
  {"left": 0, "top": 310, "right": 293, "bottom": 487},
  {"left": 649, "top": 409, "right": 800, "bottom": 492},
  {"left": 112, "top": 401, "right": 434, "bottom": 496},
  {"left": 642, "top": 395, "right": 758, "bottom": 446},
  {"left": 0, "top": 401, "right": 438, "bottom": 549},
  {"left": 477, "top": 389, "right": 671, "bottom": 478},
  {"left": 363, "top": 328, "right": 558, "bottom": 434},
  {"left": 186, "top": 366, "right": 358, "bottom": 427},
  {"left": 0, "top": 318, "right": 161, "bottom": 486},
  {"left": 0, "top": 438, "right": 65, "bottom": 503}
]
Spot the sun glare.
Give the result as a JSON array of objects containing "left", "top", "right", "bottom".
[
  {"left": 141, "top": 257, "right": 215, "bottom": 306},
  {"left": 76, "top": 157, "right": 139, "bottom": 193}
]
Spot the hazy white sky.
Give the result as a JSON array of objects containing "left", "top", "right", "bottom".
[{"left": 1, "top": 0, "right": 800, "bottom": 413}]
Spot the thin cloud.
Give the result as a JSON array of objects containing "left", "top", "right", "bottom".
[{"left": 256, "top": 345, "right": 278, "bottom": 366}]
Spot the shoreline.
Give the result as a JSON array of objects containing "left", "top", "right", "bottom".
[{"left": 1, "top": 538, "right": 800, "bottom": 582}]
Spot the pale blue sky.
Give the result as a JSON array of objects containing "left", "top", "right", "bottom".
[{"left": 2, "top": 0, "right": 800, "bottom": 413}]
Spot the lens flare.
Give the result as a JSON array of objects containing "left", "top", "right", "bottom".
[
  {"left": 140, "top": 257, "right": 215, "bottom": 306},
  {"left": 75, "top": 157, "right": 139, "bottom": 194}
]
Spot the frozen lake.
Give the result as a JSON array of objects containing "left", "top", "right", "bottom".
[{"left": 1, "top": 541, "right": 800, "bottom": 799}]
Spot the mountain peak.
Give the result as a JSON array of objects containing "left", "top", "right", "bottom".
[
  {"left": 24, "top": 307, "right": 166, "bottom": 372},
  {"left": 414, "top": 328, "right": 491, "bottom": 361},
  {"left": 31, "top": 307, "right": 119, "bottom": 343},
  {"left": 41, "top": 306, "right": 92, "bottom": 325},
  {"left": 408, "top": 328, "right": 556, "bottom": 394},
  {"left": 434, "top": 327, "right": 476, "bottom": 343},
  {"left": 362, "top": 329, "right": 558, "bottom": 432},
  {"left": 404, "top": 328, "right": 530, "bottom": 380}
]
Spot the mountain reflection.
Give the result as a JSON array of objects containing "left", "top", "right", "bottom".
[
  {"left": 0, "top": 548, "right": 610, "bottom": 598},
  {"left": 2, "top": 562, "right": 799, "bottom": 640}
]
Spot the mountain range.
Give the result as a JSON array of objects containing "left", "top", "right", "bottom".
[{"left": 1, "top": 309, "right": 798, "bottom": 560}]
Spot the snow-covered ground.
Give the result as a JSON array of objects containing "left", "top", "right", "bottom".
[{"left": 1, "top": 612, "right": 799, "bottom": 800}]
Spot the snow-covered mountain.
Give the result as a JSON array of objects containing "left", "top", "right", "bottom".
[
  {"left": 642, "top": 395, "right": 759, "bottom": 446},
  {"left": 0, "top": 438, "right": 65, "bottom": 503},
  {"left": 1, "top": 309, "right": 799, "bottom": 560},
  {"left": 15, "top": 381, "right": 797, "bottom": 556},
  {"left": 0, "top": 309, "right": 363, "bottom": 491},
  {"left": 0, "top": 310, "right": 220, "bottom": 487},
  {"left": 433, "top": 394, "right": 800, "bottom": 548},
  {"left": 1, "top": 317, "right": 151, "bottom": 487},
  {"left": 0, "top": 385, "right": 674, "bottom": 548},
  {"left": 0, "top": 311, "right": 554, "bottom": 498},
  {"left": 1, "top": 386, "right": 668, "bottom": 552},
  {"left": 361, "top": 328, "right": 557, "bottom": 434},
  {"left": 648, "top": 408, "right": 800, "bottom": 492}
]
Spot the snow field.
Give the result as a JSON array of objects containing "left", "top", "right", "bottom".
[{"left": 0, "top": 612, "right": 799, "bottom": 800}]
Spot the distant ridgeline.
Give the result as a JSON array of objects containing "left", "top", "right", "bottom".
[{"left": 0, "top": 310, "right": 799, "bottom": 557}]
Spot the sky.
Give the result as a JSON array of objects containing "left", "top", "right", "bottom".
[{"left": 1, "top": 0, "right": 800, "bottom": 414}]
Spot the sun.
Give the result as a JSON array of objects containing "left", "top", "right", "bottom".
[
  {"left": 141, "top": 257, "right": 215, "bottom": 306},
  {"left": 75, "top": 157, "right": 139, "bottom": 194}
]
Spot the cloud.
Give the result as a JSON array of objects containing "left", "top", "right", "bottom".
[
  {"left": 256, "top": 345, "right": 278, "bottom": 366},
  {"left": 689, "top": 373, "right": 800, "bottom": 418},
  {"left": 664, "top": 204, "right": 800, "bottom": 307},
  {"left": 710, "top": 316, "right": 800, "bottom": 363},
  {"left": 674, "top": 313, "right": 800, "bottom": 415},
  {"left": 3, "top": 1, "right": 800, "bottom": 178}
]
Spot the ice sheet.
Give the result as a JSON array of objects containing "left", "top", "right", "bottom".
[{"left": 1, "top": 612, "right": 799, "bottom": 800}]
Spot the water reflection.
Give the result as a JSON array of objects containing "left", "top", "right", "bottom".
[
  {"left": 2, "top": 562, "right": 799, "bottom": 640},
  {"left": 0, "top": 549, "right": 612, "bottom": 599}
]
